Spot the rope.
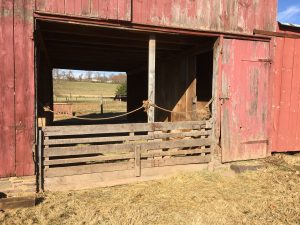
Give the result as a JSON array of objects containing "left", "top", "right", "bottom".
[
  {"left": 41, "top": 97, "right": 214, "bottom": 121},
  {"left": 43, "top": 105, "right": 144, "bottom": 121},
  {"left": 143, "top": 97, "right": 214, "bottom": 114}
]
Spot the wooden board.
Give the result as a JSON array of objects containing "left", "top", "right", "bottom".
[
  {"left": 221, "top": 39, "right": 270, "bottom": 162},
  {"left": 35, "top": 0, "right": 132, "bottom": 21},
  {"left": 0, "top": 196, "right": 36, "bottom": 210},
  {"left": 0, "top": 0, "right": 16, "bottom": 177}
]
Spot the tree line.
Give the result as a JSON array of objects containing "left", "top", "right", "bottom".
[{"left": 53, "top": 69, "right": 127, "bottom": 84}]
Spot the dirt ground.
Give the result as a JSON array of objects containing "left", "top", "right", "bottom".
[{"left": 1, "top": 154, "right": 299, "bottom": 225}]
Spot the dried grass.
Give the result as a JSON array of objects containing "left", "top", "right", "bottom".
[{"left": 1, "top": 154, "right": 300, "bottom": 225}]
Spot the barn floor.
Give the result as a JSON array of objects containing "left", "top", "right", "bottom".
[{"left": 1, "top": 154, "right": 299, "bottom": 225}]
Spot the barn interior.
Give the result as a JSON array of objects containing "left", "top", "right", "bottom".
[{"left": 35, "top": 20, "right": 217, "bottom": 126}]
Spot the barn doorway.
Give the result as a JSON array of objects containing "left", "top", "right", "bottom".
[
  {"left": 51, "top": 69, "right": 128, "bottom": 125},
  {"left": 34, "top": 19, "right": 219, "bottom": 191}
]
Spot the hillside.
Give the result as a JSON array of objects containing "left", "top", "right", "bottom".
[{"left": 53, "top": 80, "right": 119, "bottom": 97}]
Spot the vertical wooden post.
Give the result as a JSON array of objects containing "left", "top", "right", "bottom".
[
  {"left": 148, "top": 35, "right": 156, "bottom": 123},
  {"left": 135, "top": 145, "right": 141, "bottom": 177},
  {"left": 100, "top": 96, "right": 103, "bottom": 114},
  {"left": 38, "top": 129, "right": 43, "bottom": 192}
]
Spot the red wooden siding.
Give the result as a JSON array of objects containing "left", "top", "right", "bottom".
[
  {"left": 14, "top": 0, "right": 35, "bottom": 176},
  {"left": 0, "top": 0, "right": 16, "bottom": 177},
  {"left": 35, "top": 0, "right": 132, "bottom": 21},
  {"left": 221, "top": 39, "right": 270, "bottom": 162},
  {"left": 0, "top": 0, "right": 34, "bottom": 178},
  {"left": 132, "top": 0, "right": 277, "bottom": 35},
  {"left": 271, "top": 36, "right": 300, "bottom": 152}
]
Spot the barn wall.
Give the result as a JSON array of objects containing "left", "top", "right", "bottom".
[
  {"left": 0, "top": 0, "right": 35, "bottom": 178},
  {"left": 34, "top": 0, "right": 277, "bottom": 35},
  {"left": 35, "top": 0, "right": 132, "bottom": 21},
  {"left": 0, "top": 0, "right": 16, "bottom": 177},
  {"left": 270, "top": 33, "right": 300, "bottom": 152}
]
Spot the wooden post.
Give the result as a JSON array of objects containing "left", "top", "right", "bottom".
[
  {"left": 148, "top": 35, "right": 156, "bottom": 123},
  {"left": 38, "top": 129, "right": 43, "bottom": 192},
  {"left": 100, "top": 96, "right": 103, "bottom": 115},
  {"left": 135, "top": 145, "right": 141, "bottom": 177}
]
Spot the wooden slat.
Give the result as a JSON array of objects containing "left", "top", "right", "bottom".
[
  {"left": 43, "top": 123, "right": 152, "bottom": 136},
  {"left": 142, "top": 155, "right": 211, "bottom": 168},
  {"left": 43, "top": 121, "right": 207, "bottom": 136},
  {"left": 135, "top": 145, "right": 141, "bottom": 177},
  {"left": 45, "top": 161, "right": 134, "bottom": 178},
  {"left": 0, "top": 0, "right": 16, "bottom": 177},
  {"left": 44, "top": 130, "right": 211, "bottom": 145},
  {"left": 142, "top": 148, "right": 211, "bottom": 158},
  {"left": 44, "top": 153, "right": 134, "bottom": 166},
  {"left": 14, "top": 0, "right": 35, "bottom": 176},
  {"left": 44, "top": 142, "right": 134, "bottom": 157},
  {"left": 44, "top": 138, "right": 214, "bottom": 157},
  {"left": 142, "top": 138, "right": 213, "bottom": 151},
  {"left": 44, "top": 148, "right": 211, "bottom": 166}
]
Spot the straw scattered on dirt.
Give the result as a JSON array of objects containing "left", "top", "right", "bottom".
[{"left": 1, "top": 154, "right": 300, "bottom": 225}]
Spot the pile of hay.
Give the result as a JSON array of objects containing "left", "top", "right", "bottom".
[{"left": 1, "top": 154, "right": 299, "bottom": 225}]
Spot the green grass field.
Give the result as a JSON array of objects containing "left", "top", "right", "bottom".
[
  {"left": 53, "top": 80, "right": 126, "bottom": 120},
  {"left": 53, "top": 80, "right": 119, "bottom": 97}
]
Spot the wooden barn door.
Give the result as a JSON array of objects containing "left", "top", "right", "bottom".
[{"left": 221, "top": 39, "right": 270, "bottom": 162}]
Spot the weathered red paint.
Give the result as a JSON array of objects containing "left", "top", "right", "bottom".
[
  {"left": 221, "top": 39, "right": 270, "bottom": 162},
  {"left": 14, "top": 0, "right": 35, "bottom": 176},
  {"left": 0, "top": 0, "right": 16, "bottom": 177},
  {"left": 35, "top": 0, "right": 132, "bottom": 21},
  {"left": 0, "top": 0, "right": 285, "bottom": 179},
  {"left": 0, "top": 0, "right": 34, "bottom": 178},
  {"left": 270, "top": 26, "right": 300, "bottom": 152},
  {"left": 132, "top": 0, "right": 277, "bottom": 35}
]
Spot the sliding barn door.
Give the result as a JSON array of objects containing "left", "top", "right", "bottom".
[{"left": 221, "top": 39, "right": 270, "bottom": 162}]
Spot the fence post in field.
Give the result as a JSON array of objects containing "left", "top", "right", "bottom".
[{"left": 100, "top": 95, "right": 103, "bottom": 114}]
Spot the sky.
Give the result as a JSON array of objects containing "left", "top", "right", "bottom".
[{"left": 278, "top": 0, "right": 300, "bottom": 24}]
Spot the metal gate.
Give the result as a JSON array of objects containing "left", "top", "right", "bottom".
[{"left": 38, "top": 120, "right": 214, "bottom": 191}]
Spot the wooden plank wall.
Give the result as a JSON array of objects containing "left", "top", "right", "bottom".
[
  {"left": 0, "top": 0, "right": 34, "bottom": 178},
  {"left": 35, "top": 0, "right": 132, "bottom": 21},
  {"left": 270, "top": 36, "right": 300, "bottom": 152},
  {"left": 0, "top": 0, "right": 16, "bottom": 177},
  {"left": 132, "top": 0, "right": 277, "bottom": 35},
  {"left": 34, "top": 0, "right": 277, "bottom": 35},
  {"left": 14, "top": 0, "right": 35, "bottom": 176},
  {"left": 156, "top": 55, "right": 196, "bottom": 122}
]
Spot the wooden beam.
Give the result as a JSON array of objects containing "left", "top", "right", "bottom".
[
  {"left": 148, "top": 35, "right": 156, "bottom": 123},
  {"left": 253, "top": 29, "right": 300, "bottom": 39}
]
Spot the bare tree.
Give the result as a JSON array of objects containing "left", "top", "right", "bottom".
[{"left": 86, "top": 71, "right": 93, "bottom": 81}]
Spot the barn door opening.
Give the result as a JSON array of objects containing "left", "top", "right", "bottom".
[
  {"left": 196, "top": 50, "right": 213, "bottom": 121},
  {"left": 221, "top": 39, "right": 270, "bottom": 162}
]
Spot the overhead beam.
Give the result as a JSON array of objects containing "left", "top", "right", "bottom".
[{"left": 148, "top": 35, "right": 156, "bottom": 123}]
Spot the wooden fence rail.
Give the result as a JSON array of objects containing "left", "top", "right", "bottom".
[{"left": 40, "top": 120, "right": 215, "bottom": 190}]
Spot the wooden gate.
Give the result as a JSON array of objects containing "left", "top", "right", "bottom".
[{"left": 38, "top": 121, "right": 214, "bottom": 191}]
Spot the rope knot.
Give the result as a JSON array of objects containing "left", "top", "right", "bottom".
[{"left": 142, "top": 100, "right": 153, "bottom": 113}]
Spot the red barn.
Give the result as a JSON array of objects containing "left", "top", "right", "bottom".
[{"left": 0, "top": 0, "right": 299, "bottom": 194}]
